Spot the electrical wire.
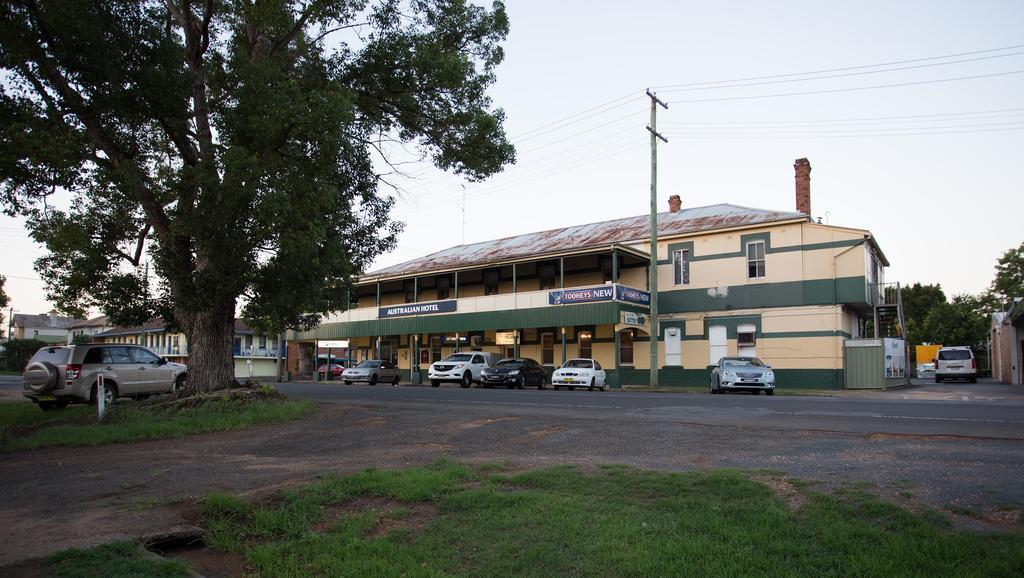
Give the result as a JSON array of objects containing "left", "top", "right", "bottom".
[{"left": 666, "top": 69, "right": 1024, "bottom": 105}]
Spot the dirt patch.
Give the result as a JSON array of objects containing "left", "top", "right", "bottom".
[
  {"left": 867, "top": 433, "right": 993, "bottom": 442},
  {"left": 413, "top": 442, "right": 455, "bottom": 451},
  {"left": 461, "top": 416, "right": 519, "bottom": 428},
  {"left": 751, "top": 474, "right": 807, "bottom": 511},
  {"left": 312, "top": 497, "right": 436, "bottom": 538},
  {"left": 147, "top": 531, "right": 248, "bottom": 578},
  {"left": 353, "top": 416, "right": 388, "bottom": 427},
  {"left": 529, "top": 424, "right": 568, "bottom": 440},
  {"left": 0, "top": 558, "right": 49, "bottom": 577},
  {"left": 978, "top": 508, "right": 1024, "bottom": 531}
]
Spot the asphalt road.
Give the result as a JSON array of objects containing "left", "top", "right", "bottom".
[
  {"left": 276, "top": 380, "right": 1024, "bottom": 440},
  {"left": 3, "top": 375, "right": 1023, "bottom": 566}
]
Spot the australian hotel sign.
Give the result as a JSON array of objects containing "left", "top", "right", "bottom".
[
  {"left": 379, "top": 300, "right": 457, "bottom": 318},
  {"left": 548, "top": 284, "right": 651, "bottom": 307}
]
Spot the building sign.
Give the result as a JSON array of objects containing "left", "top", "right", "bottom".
[
  {"left": 621, "top": 311, "right": 647, "bottom": 327},
  {"left": 496, "top": 331, "right": 519, "bottom": 345},
  {"left": 548, "top": 286, "right": 615, "bottom": 305},
  {"left": 615, "top": 285, "right": 651, "bottom": 306},
  {"left": 319, "top": 340, "right": 349, "bottom": 348},
  {"left": 379, "top": 300, "right": 456, "bottom": 318},
  {"left": 443, "top": 334, "right": 467, "bottom": 343}
]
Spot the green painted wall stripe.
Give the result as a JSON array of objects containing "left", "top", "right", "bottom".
[
  {"left": 292, "top": 302, "right": 623, "bottom": 340},
  {"left": 657, "top": 236, "right": 864, "bottom": 264},
  {"left": 614, "top": 367, "right": 844, "bottom": 389},
  {"left": 659, "top": 276, "right": 867, "bottom": 313}
]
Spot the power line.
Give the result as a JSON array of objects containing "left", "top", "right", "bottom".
[
  {"left": 660, "top": 120, "right": 1024, "bottom": 135},
  {"left": 666, "top": 69, "right": 1024, "bottom": 105},
  {"left": 509, "top": 91, "right": 639, "bottom": 141},
  {"left": 658, "top": 107, "right": 1024, "bottom": 126},
  {"left": 650, "top": 43, "right": 1024, "bottom": 89},
  {"left": 659, "top": 126, "right": 1024, "bottom": 139},
  {"left": 657, "top": 50, "right": 1024, "bottom": 94},
  {"left": 3, "top": 274, "right": 43, "bottom": 281}
]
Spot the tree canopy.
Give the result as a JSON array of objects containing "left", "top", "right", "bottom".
[
  {"left": 989, "top": 242, "right": 1024, "bottom": 305},
  {"left": 1, "top": 0, "right": 515, "bottom": 389},
  {"left": 0, "top": 274, "right": 8, "bottom": 338}
]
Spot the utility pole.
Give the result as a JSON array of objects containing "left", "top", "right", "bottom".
[{"left": 646, "top": 89, "right": 668, "bottom": 391}]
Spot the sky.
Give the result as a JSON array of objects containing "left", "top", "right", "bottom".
[{"left": 2, "top": 0, "right": 1023, "bottom": 317}]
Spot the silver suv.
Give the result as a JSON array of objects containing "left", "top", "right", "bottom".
[{"left": 22, "top": 344, "right": 188, "bottom": 410}]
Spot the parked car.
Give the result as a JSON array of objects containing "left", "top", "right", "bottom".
[
  {"left": 481, "top": 358, "right": 547, "bottom": 389},
  {"left": 428, "top": 351, "right": 502, "bottom": 387},
  {"left": 341, "top": 360, "right": 401, "bottom": 385},
  {"left": 709, "top": 356, "right": 775, "bottom": 395},
  {"left": 317, "top": 363, "right": 346, "bottom": 379},
  {"left": 934, "top": 346, "right": 977, "bottom": 383},
  {"left": 551, "top": 358, "right": 607, "bottom": 391},
  {"left": 22, "top": 344, "right": 188, "bottom": 410}
]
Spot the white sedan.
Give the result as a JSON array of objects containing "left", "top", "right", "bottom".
[{"left": 552, "top": 358, "right": 607, "bottom": 391}]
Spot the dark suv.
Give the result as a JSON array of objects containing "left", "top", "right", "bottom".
[{"left": 22, "top": 344, "right": 188, "bottom": 410}]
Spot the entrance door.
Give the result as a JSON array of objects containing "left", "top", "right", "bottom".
[
  {"left": 709, "top": 325, "right": 727, "bottom": 366},
  {"left": 380, "top": 340, "right": 397, "bottom": 365},
  {"left": 431, "top": 337, "right": 442, "bottom": 363}
]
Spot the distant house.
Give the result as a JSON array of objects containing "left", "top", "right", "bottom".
[
  {"left": 12, "top": 312, "right": 83, "bottom": 344},
  {"left": 93, "top": 319, "right": 282, "bottom": 380},
  {"left": 67, "top": 315, "right": 113, "bottom": 343},
  {"left": 992, "top": 298, "right": 1023, "bottom": 385}
]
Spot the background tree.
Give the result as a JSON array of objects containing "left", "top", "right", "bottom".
[
  {"left": 0, "top": 274, "right": 8, "bottom": 338},
  {"left": 988, "top": 242, "right": 1024, "bottom": 307},
  {"left": 900, "top": 282, "right": 946, "bottom": 346},
  {"left": 0, "top": 1, "right": 514, "bottom": 391},
  {"left": 921, "top": 294, "right": 990, "bottom": 351}
]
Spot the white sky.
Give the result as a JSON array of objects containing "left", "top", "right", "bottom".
[{"left": 3, "top": 0, "right": 1023, "bottom": 316}]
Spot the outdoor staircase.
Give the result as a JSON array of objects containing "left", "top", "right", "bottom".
[{"left": 871, "top": 283, "right": 906, "bottom": 339}]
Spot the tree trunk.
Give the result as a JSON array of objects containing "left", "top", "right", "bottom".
[{"left": 179, "top": 304, "right": 237, "bottom": 393}]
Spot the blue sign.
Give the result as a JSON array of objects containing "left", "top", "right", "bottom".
[
  {"left": 548, "top": 286, "right": 615, "bottom": 305},
  {"left": 379, "top": 300, "right": 457, "bottom": 318},
  {"left": 616, "top": 285, "right": 651, "bottom": 306}
]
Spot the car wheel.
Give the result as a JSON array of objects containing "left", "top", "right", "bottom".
[
  {"left": 767, "top": 390, "right": 774, "bottom": 396},
  {"left": 392, "top": 375, "right": 400, "bottom": 386},
  {"left": 369, "top": 374, "right": 378, "bottom": 386},
  {"left": 588, "top": 377, "right": 595, "bottom": 392},
  {"left": 554, "top": 384, "right": 561, "bottom": 390},
  {"left": 935, "top": 377, "right": 942, "bottom": 383},
  {"left": 461, "top": 372, "right": 472, "bottom": 388},
  {"left": 568, "top": 386, "right": 575, "bottom": 391},
  {"left": 24, "top": 361, "right": 59, "bottom": 394},
  {"left": 38, "top": 401, "right": 58, "bottom": 411},
  {"left": 91, "top": 382, "right": 118, "bottom": 406},
  {"left": 537, "top": 375, "right": 545, "bottom": 390},
  {"left": 431, "top": 380, "right": 440, "bottom": 387},
  {"left": 516, "top": 376, "right": 525, "bottom": 390},
  {"left": 344, "top": 380, "right": 353, "bottom": 385},
  {"left": 970, "top": 378, "right": 977, "bottom": 384},
  {"left": 173, "top": 374, "right": 186, "bottom": 394}
]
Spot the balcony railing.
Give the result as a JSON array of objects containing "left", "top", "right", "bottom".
[
  {"left": 868, "top": 282, "right": 902, "bottom": 308},
  {"left": 233, "top": 346, "right": 280, "bottom": 358},
  {"left": 150, "top": 346, "right": 189, "bottom": 357},
  {"left": 322, "top": 282, "right": 650, "bottom": 325}
]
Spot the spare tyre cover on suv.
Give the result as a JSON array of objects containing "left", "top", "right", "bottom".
[{"left": 25, "top": 361, "right": 59, "bottom": 393}]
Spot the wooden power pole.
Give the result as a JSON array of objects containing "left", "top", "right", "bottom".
[{"left": 646, "top": 89, "right": 668, "bottom": 391}]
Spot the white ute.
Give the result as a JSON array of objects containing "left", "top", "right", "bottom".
[{"left": 428, "top": 351, "right": 501, "bottom": 388}]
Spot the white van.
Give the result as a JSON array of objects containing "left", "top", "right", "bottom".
[{"left": 934, "top": 346, "right": 977, "bottom": 383}]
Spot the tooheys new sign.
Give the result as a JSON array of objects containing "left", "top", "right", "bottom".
[
  {"left": 615, "top": 285, "right": 651, "bottom": 306},
  {"left": 379, "top": 300, "right": 457, "bottom": 318},
  {"left": 548, "top": 286, "right": 615, "bottom": 305}
]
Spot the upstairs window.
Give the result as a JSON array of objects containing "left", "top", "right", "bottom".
[
  {"left": 673, "top": 249, "right": 690, "bottom": 285},
  {"left": 404, "top": 279, "right": 417, "bottom": 303},
  {"left": 601, "top": 257, "right": 613, "bottom": 282},
  {"left": 437, "top": 276, "right": 451, "bottom": 300},
  {"left": 539, "top": 263, "right": 557, "bottom": 290},
  {"left": 484, "top": 270, "right": 500, "bottom": 295},
  {"left": 747, "top": 241, "right": 766, "bottom": 279}
]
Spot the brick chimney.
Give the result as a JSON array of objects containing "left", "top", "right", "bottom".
[
  {"left": 794, "top": 158, "right": 811, "bottom": 217},
  {"left": 667, "top": 194, "right": 681, "bottom": 213}
]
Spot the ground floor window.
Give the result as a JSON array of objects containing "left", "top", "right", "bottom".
[
  {"left": 578, "top": 330, "right": 593, "bottom": 359},
  {"left": 620, "top": 330, "right": 634, "bottom": 364},
  {"left": 541, "top": 332, "right": 554, "bottom": 364}
]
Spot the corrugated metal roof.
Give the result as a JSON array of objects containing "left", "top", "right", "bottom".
[
  {"left": 13, "top": 313, "right": 83, "bottom": 330},
  {"left": 368, "top": 203, "right": 806, "bottom": 279}
]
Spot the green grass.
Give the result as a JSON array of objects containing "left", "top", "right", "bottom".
[
  {"left": 47, "top": 541, "right": 189, "bottom": 578},
  {"left": 192, "top": 461, "right": 1024, "bottom": 577},
  {"left": 0, "top": 397, "right": 316, "bottom": 451}
]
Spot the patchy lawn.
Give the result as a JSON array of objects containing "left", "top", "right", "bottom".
[
  {"left": 0, "top": 394, "right": 316, "bottom": 451},
  {"left": 158, "top": 461, "right": 1024, "bottom": 576}
]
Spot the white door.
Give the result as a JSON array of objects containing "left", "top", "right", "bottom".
[
  {"left": 709, "top": 325, "right": 727, "bottom": 366},
  {"left": 665, "top": 327, "right": 682, "bottom": 366}
]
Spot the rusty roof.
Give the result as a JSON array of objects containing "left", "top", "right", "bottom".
[{"left": 367, "top": 203, "right": 807, "bottom": 280}]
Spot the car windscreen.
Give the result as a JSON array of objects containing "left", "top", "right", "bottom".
[
  {"left": 938, "top": 350, "right": 972, "bottom": 361},
  {"left": 356, "top": 361, "right": 380, "bottom": 368},
  {"left": 722, "top": 359, "right": 765, "bottom": 368},
  {"left": 496, "top": 360, "right": 525, "bottom": 368},
  {"left": 29, "top": 347, "right": 71, "bottom": 366},
  {"left": 445, "top": 354, "right": 473, "bottom": 362},
  {"left": 563, "top": 360, "right": 593, "bottom": 369}
]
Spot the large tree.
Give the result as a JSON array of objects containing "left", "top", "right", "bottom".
[
  {"left": 0, "top": 1, "right": 514, "bottom": 390},
  {"left": 921, "top": 294, "right": 990, "bottom": 351},
  {"left": 0, "top": 274, "right": 8, "bottom": 338},
  {"left": 900, "top": 282, "right": 946, "bottom": 346},
  {"left": 989, "top": 242, "right": 1024, "bottom": 306}
]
